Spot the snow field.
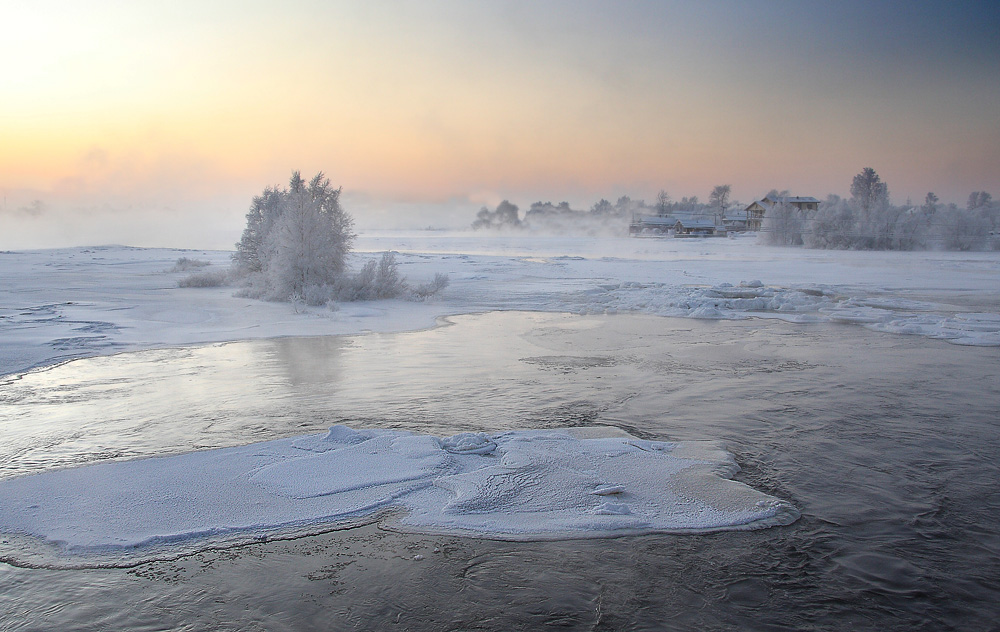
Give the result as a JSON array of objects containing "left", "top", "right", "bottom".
[{"left": 2, "top": 233, "right": 998, "bottom": 378}]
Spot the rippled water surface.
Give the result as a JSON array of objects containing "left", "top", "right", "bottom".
[{"left": 1, "top": 312, "right": 999, "bottom": 631}]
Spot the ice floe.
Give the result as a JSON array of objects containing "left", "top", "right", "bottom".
[{"left": 0, "top": 426, "right": 798, "bottom": 566}]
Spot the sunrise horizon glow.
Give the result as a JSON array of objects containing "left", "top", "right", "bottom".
[{"left": 2, "top": 0, "right": 998, "bottom": 248}]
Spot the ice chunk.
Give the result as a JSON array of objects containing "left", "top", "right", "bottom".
[
  {"left": 0, "top": 426, "right": 799, "bottom": 566},
  {"left": 592, "top": 485, "right": 626, "bottom": 496}
]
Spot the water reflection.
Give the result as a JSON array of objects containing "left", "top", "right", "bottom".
[{"left": 266, "top": 335, "right": 346, "bottom": 388}]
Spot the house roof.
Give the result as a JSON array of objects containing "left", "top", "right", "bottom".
[
  {"left": 633, "top": 215, "right": 677, "bottom": 225},
  {"left": 675, "top": 219, "right": 715, "bottom": 229},
  {"left": 761, "top": 195, "right": 820, "bottom": 204}
]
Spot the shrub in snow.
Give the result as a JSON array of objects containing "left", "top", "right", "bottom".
[
  {"left": 178, "top": 269, "right": 229, "bottom": 288},
  {"left": 411, "top": 273, "right": 450, "bottom": 299},
  {"left": 232, "top": 175, "right": 449, "bottom": 306},
  {"left": 332, "top": 252, "right": 407, "bottom": 302},
  {"left": 171, "top": 257, "right": 211, "bottom": 272}
]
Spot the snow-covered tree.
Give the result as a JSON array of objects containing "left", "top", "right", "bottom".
[
  {"left": 760, "top": 199, "right": 803, "bottom": 246},
  {"left": 655, "top": 190, "right": 671, "bottom": 215},
  {"left": 850, "top": 167, "right": 889, "bottom": 225},
  {"left": 472, "top": 200, "right": 521, "bottom": 230},
  {"left": 921, "top": 192, "right": 939, "bottom": 224},
  {"left": 935, "top": 204, "right": 991, "bottom": 251},
  {"left": 233, "top": 171, "right": 355, "bottom": 301},
  {"left": 967, "top": 191, "right": 992, "bottom": 211},
  {"left": 805, "top": 198, "right": 855, "bottom": 249},
  {"left": 709, "top": 185, "right": 731, "bottom": 217}
]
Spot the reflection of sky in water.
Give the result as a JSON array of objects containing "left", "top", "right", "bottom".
[
  {"left": 2, "top": 311, "right": 996, "bottom": 484},
  {"left": 0, "top": 313, "right": 691, "bottom": 478}
]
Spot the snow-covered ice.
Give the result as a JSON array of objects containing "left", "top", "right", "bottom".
[
  {"left": 0, "top": 425, "right": 797, "bottom": 564},
  {"left": 2, "top": 233, "right": 997, "bottom": 378}
]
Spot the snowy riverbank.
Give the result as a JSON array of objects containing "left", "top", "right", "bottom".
[{"left": 2, "top": 231, "right": 998, "bottom": 377}]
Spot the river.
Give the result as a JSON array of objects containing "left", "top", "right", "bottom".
[{"left": 1, "top": 312, "right": 998, "bottom": 630}]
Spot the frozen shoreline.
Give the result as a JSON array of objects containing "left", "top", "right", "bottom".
[{"left": 2, "top": 231, "right": 998, "bottom": 377}]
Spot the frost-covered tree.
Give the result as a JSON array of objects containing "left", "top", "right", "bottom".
[
  {"left": 472, "top": 200, "right": 521, "bottom": 230},
  {"left": 935, "top": 204, "right": 991, "bottom": 251},
  {"left": 233, "top": 171, "right": 355, "bottom": 301},
  {"left": 655, "top": 190, "right": 671, "bottom": 215},
  {"left": 805, "top": 197, "right": 855, "bottom": 249},
  {"left": 590, "top": 198, "right": 614, "bottom": 216},
  {"left": 921, "top": 192, "right": 939, "bottom": 223},
  {"left": 967, "top": 191, "right": 998, "bottom": 234},
  {"left": 892, "top": 208, "right": 926, "bottom": 251},
  {"left": 850, "top": 167, "right": 889, "bottom": 223},
  {"left": 709, "top": 185, "right": 731, "bottom": 217},
  {"left": 760, "top": 199, "right": 803, "bottom": 245},
  {"left": 234, "top": 186, "right": 283, "bottom": 274},
  {"left": 967, "top": 191, "right": 992, "bottom": 211}
]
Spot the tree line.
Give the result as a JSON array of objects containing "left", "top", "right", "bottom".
[{"left": 761, "top": 168, "right": 997, "bottom": 251}]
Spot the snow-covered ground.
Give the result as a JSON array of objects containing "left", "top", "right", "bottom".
[{"left": 2, "top": 231, "right": 998, "bottom": 377}]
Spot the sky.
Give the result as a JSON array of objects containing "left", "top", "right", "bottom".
[{"left": 2, "top": 0, "right": 998, "bottom": 248}]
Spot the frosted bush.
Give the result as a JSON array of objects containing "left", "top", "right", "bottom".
[
  {"left": 178, "top": 269, "right": 229, "bottom": 288},
  {"left": 231, "top": 175, "right": 444, "bottom": 304},
  {"left": 302, "top": 283, "right": 337, "bottom": 306},
  {"left": 233, "top": 172, "right": 354, "bottom": 301},
  {"left": 935, "top": 207, "right": 991, "bottom": 251},
  {"left": 411, "top": 273, "right": 450, "bottom": 298},
  {"left": 330, "top": 252, "right": 409, "bottom": 303},
  {"left": 171, "top": 257, "right": 210, "bottom": 272}
]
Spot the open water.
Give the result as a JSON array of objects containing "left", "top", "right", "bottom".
[{"left": 1, "top": 312, "right": 998, "bottom": 631}]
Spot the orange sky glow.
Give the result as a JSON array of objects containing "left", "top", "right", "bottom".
[{"left": 2, "top": 1, "right": 998, "bottom": 248}]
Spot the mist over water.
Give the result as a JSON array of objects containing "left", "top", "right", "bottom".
[{"left": 1, "top": 312, "right": 998, "bottom": 630}]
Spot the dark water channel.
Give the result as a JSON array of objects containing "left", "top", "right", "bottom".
[{"left": 1, "top": 312, "right": 998, "bottom": 631}]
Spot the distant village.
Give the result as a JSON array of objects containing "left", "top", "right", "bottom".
[
  {"left": 627, "top": 194, "right": 820, "bottom": 238},
  {"left": 471, "top": 170, "right": 998, "bottom": 251},
  {"left": 471, "top": 188, "right": 808, "bottom": 238}
]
